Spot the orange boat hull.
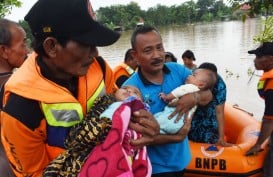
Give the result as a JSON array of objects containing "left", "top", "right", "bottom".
[{"left": 185, "top": 103, "right": 268, "bottom": 177}]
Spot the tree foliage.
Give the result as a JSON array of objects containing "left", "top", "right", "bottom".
[
  {"left": 96, "top": 2, "right": 144, "bottom": 30},
  {"left": 227, "top": 0, "right": 273, "bottom": 17},
  {"left": 96, "top": 0, "right": 231, "bottom": 30},
  {"left": 0, "top": 0, "right": 21, "bottom": 18},
  {"left": 227, "top": 0, "right": 273, "bottom": 42},
  {"left": 253, "top": 16, "right": 273, "bottom": 43},
  {"left": 6, "top": 0, "right": 271, "bottom": 44}
]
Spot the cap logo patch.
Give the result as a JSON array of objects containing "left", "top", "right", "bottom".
[
  {"left": 43, "top": 27, "right": 52, "bottom": 33},
  {"left": 87, "top": 1, "right": 97, "bottom": 20}
]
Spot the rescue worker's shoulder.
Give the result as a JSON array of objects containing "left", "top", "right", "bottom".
[{"left": 3, "top": 93, "right": 44, "bottom": 130}]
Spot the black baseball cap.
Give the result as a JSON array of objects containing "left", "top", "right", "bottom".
[
  {"left": 248, "top": 42, "right": 273, "bottom": 57},
  {"left": 24, "top": 0, "right": 120, "bottom": 46}
]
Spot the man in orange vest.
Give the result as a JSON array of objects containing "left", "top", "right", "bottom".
[
  {"left": 113, "top": 48, "right": 138, "bottom": 87},
  {"left": 0, "top": 0, "right": 159, "bottom": 176},
  {"left": 246, "top": 42, "right": 273, "bottom": 177}
]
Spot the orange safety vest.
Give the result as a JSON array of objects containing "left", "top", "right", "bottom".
[
  {"left": 0, "top": 53, "right": 116, "bottom": 177},
  {"left": 257, "top": 69, "right": 273, "bottom": 98},
  {"left": 257, "top": 69, "right": 273, "bottom": 120},
  {"left": 113, "top": 63, "right": 135, "bottom": 82}
]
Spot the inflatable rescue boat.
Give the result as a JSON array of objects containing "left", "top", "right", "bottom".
[{"left": 185, "top": 103, "right": 268, "bottom": 177}]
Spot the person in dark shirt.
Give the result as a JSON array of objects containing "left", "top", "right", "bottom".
[{"left": 245, "top": 42, "right": 273, "bottom": 177}]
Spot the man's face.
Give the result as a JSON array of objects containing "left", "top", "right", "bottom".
[
  {"left": 165, "top": 55, "right": 172, "bottom": 62},
  {"left": 47, "top": 39, "right": 98, "bottom": 78},
  {"left": 5, "top": 25, "right": 29, "bottom": 68},
  {"left": 254, "top": 55, "right": 273, "bottom": 71},
  {"left": 132, "top": 31, "right": 165, "bottom": 74},
  {"left": 128, "top": 57, "right": 138, "bottom": 70},
  {"left": 182, "top": 57, "right": 194, "bottom": 67}
]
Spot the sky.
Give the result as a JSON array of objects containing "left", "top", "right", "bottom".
[{"left": 5, "top": 0, "right": 190, "bottom": 22}]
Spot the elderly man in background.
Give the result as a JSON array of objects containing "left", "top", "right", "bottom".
[{"left": 0, "top": 18, "right": 29, "bottom": 177}]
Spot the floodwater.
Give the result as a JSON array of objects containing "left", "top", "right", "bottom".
[{"left": 98, "top": 18, "right": 265, "bottom": 120}]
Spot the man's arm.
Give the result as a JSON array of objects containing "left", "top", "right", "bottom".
[
  {"left": 195, "top": 89, "right": 213, "bottom": 105},
  {"left": 168, "top": 89, "right": 212, "bottom": 121},
  {"left": 245, "top": 119, "right": 273, "bottom": 155},
  {"left": 245, "top": 89, "right": 273, "bottom": 155}
]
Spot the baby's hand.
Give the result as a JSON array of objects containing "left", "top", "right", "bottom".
[{"left": 159, "top": 93, "right": 168, "bottom": 102}]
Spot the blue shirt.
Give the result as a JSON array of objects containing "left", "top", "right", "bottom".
[
  {"left": 123, "top": 62, "right": 192, "bottom": 174},
  {"left": 188, "top": 75, "right": 226, "bottom": 144}
]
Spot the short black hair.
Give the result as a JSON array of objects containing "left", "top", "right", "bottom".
[
  {"left": 182, "top": 50, "right": 196, "bottom": 61},
  {"left": 131, "top": 25, "right": 160, "bottom": 50},
  {"left": 203, "top": 70, "right": 217, "bottom": 90},
  {"left": 165, "top": 51, "right": 177, "bottom": 62},
  {"left": 124, "top": 48, "right": 133, "bottom": 62},
  {"left": 198, "top": 62, "right": 218, "bottom": 90},
  {"left": 198, "top": 62, "right": 217, "bottom": 73}
]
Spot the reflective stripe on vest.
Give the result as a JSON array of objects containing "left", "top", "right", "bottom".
[
  {"left": 257, "top": 80, "right": 265, "bottom": 98},
  {"left": 258, "top": 69, "right": 273, "bottom": 98},
  {"left": 257, "top": 80, "right": 265, "bottom": 90},
  {"left": 42, "top": 80, "right": 105, "bottom": 127},
  {"left": 125, "top": 66, "right": 134, "bottom": 75},
  {"left": 87, "top": 80, "right": 106, "bottom": 111},
  {"left": 41, "top": 102, "right": 84, "bottom": 127}
]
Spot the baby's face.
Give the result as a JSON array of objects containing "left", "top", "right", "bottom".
[
  {"left": 115, "top": 86, "right": 142, "bottom": 101},
  {"left": 186, "top": 69, "right": 207, "bottom": 88}
]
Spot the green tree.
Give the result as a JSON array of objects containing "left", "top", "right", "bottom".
[
  {"left": 184, "top": 1, "right": 198, "bottom": 24},
  {"left": 253, "top": 16, "right": 273, "bottom": 43},
  {"left": 124, "top": 2, "right": 144, "bottom": 29},
  {"left": 175, "top": 3, "right": 193, "bottom": 24},
  {"left": 96, "top": 2, "right": 144, "bottom": 30},
  {"left": 144, "top": 5, "right": 170, "bottom": 26},
  {"left": 95, "top": 1, "right": 232, "bottom": 30},
  {"left": 214, "top": 0, "right": 231, "bottom": 20},
  {"left": 227, "top": 0, "right": 273, "bottom": 17},
  {"left": 196, "top": 0, "right": 216, "bottom": 21},
  {"left": 0, "top": 0, "right": 22, "bottom": 18}
]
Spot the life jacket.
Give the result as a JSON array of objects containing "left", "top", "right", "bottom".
[
  {"left": 4, "top": 54, "right": 106, "bottom": 135},
  {"left": 113, "top": 63, "right": 135, "bottom": 81},
  {"left": 257, "top": 69, "right": 273, "bottom": 99},
  {"left": 1, "top": 53, "right": 116, "bottom": 176}
]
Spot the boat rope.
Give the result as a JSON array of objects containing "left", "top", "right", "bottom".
[{"left": 232, "top": 104, "right": 254, "bottom": 116}]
